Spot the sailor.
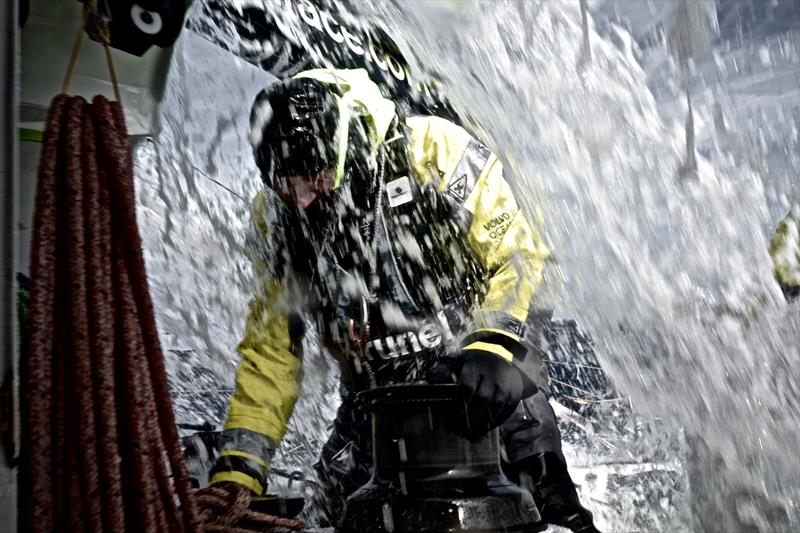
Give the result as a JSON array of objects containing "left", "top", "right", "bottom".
[{"left": 209, "top": 68, "right": 600, "bottom": 532}]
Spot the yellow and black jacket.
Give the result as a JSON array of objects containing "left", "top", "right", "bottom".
[
  {"left": 770, "top": 202, "right": 800, "bottom": 301},
  {"left": 210, "top": 69, "right": 550, "bottom": 494}
]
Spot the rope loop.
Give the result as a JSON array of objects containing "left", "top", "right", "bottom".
[
  {"left": 60, "top": 3, "right": 91, "bottom": 94},
  {"left": 193, "top": 485, "right": 305, "bottom": 532},
  {"left": 60, "top": 0, "right": 122, "bottom": 104}
]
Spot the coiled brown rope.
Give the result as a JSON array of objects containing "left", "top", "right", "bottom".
[
  {"left": 20, "top": 92, "right": 307, "bottom": 533},
  {"left": 22, "top": 6, "right": 309, "bottom": 528},
  {"left": 20, "top": 94, "right": 201, "bottom": 532},
  {"left": 194, "top": 485, "right": 305, "bottom": 532}
]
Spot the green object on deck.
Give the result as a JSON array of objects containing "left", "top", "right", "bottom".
[{"left": 18, "top": 128, "right": 43, "bottom": 143}]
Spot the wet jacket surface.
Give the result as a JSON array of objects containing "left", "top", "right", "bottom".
[
  {"left": 770, "top": 202, "right": 800, "bottom": 300},
  {"left": 211, "top": 73, "right": 550, "bottom": 493}
]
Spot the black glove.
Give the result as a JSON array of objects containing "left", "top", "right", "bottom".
[{"left": 453, "top": 351, "right": 524, "bottom": 440}]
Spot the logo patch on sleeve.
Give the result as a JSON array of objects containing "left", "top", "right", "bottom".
[
  {"left": 445, "top": 139, "right": 491, "bottom": 204},
  {"left": 447, "top": 174, "right": 468, "bottom": 203},
  {"left": 387, "top": 176, "right": 414, "bottom": 207}
]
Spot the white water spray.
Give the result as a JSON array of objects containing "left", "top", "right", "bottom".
[
  {"left": 136, "top": 1, "right": 800, "bottom": 531},
  {"left": 361, "top": 1, "right": 800, "bottom": 530}
]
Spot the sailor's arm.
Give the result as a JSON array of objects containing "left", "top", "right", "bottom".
[
  {"left": 209, "top": 191, "right": 303, "bottom": 495},
  {"left": 461, "top": 157, "right": 551, "bottom": 396}
]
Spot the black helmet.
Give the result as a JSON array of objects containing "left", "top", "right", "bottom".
[
  {"left": 249, "top": 73, "right": 397, "bottom": 210},
  {"left": 250, "top": 77, "right": 340, "bottom": 180}
]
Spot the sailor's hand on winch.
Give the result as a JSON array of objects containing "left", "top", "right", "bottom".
[{"left": 453, "top": 351, "right": 524, "bottom": 440}]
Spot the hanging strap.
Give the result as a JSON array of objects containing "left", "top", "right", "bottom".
[
  {"left": 61, "top": 1, "right": 122, "bottom": 104},
  {"left": 60, "top": 3, "right": 90, "bottom": 94}
]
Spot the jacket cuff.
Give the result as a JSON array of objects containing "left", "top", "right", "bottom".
[
  {"left": 462, "top": 327, "right": 540, "bottom": 397},
  {"left": 217, "top": 427, "right": 277, "bottom": 460},
  {"left": 209, "top": 451, "right": 269, "bottom": 496},
  {"left": 209, "top": 470, "right": 265, "bottom": 496},
  {"left": 208, "top": 428, "right": 275, "bottom": 496},
  {"left": 462, "top": 328, "right": 528, "bottom": 363}
]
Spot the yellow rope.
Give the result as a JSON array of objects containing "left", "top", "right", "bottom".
[
  {"left": 61, "top": 4, "right": 91, "bottom": 94},
  {"left": 100, "top": 39, "right": 122, "bottom": 103},
  {"left": 60, "top": 1, "right": 122, "bottom": 104}
]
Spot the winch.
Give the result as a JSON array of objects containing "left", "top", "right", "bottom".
[{"left": 337, "top": 384, "right": 546, "bottom": 533}]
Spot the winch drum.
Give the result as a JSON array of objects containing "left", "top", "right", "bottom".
[{"left": 337, "top": 384, "right": 545, "bottom": 533}]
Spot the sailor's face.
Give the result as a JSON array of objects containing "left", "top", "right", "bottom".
[{"left": 275, "top": 167, "right": 336, "bottom": 210}]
